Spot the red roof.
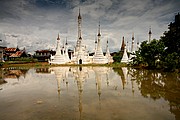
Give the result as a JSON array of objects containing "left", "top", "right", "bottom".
[
  {"left": 5, "top": 48, "right": 17, "bottom": 52},
  {"left": 10, "top": 51, "right": 24, "bottom": 57}
]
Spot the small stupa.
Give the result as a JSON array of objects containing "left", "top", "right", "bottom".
[
  {"left": 129, "top": 33, "right": 136, "bottom": 62},
  {"left": 93, "top": 22, "right": 108, "bottom": 64},
  {"left": 121, "top": 37, "right": 129, "bottom": 63},
  {"left": 105, "top": 39, "right": 114, "bottom": 63},
  {"left": 49, "top": 34, "right": 67, "bottom": 64}
]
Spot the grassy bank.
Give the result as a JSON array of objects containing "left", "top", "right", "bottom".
[{"left": 1, "top": 61, "right": 128, "bottom": 68}]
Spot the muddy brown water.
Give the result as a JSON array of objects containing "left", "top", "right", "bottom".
[{"left": 0, "top": 67, "right": 179, "bottom": 120}]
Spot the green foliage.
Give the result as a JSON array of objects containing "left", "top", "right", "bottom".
[
  {"left": 113, "top": 51, "right": 123, "bottom": 63},
  {"left": 132, "top": 14, "right": 180, "bottom": 71},
  {"left": 163, "top": 52, "right": 178, "bottom": 71},
  {"left": 133, "top": 39, "right": 165, "bottom": 68}
]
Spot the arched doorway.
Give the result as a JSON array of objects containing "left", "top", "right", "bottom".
[{"left": 79, "top": 59, "right": 82, "bottom": 64}]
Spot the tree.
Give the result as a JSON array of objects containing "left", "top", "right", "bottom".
[
  {"left": 133, "top": 39, "right": 165, "bottom": 68},
  {"left": 160, "top": 13, "right": 180, "bottom": 69}
]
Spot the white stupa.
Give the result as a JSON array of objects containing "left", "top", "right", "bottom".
[
  {"left": 49, "top": 34, "right": 67, "bottom": 64},
  {"left": 65, "top": 38, "right": 70, "bottom": 62},
  {"left": 71, "top": 8, "right": 91, "bottom": 64},
  {"left": 121, "top": 37, "right": 129, "bottom": 63},
  {"left": 93, "top": 22, "right": 108, "bottom": 64},
  {"left": 105, "top": 39, "right": 114, "bottom": 63},
  {"left": 129, "top": 33, "right": 136, "bottom": 62}
]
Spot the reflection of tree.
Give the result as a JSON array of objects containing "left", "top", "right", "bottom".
[
  {"left": 3, "top": 68, "right": 29, "bottom": 79},
  {"left": 0, "top": 68, "right": 7, "bottom": 85},
  {"left": 129, "top": 68, "right": 180, "bottom": 119}
]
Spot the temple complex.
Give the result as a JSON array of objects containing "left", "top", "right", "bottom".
[{"left": 49, "top": 8, "right": 112, "bottom": 64}]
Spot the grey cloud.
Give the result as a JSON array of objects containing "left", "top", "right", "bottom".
[{"left": 0, "top": 0, "right": 179, "bottom": 53}]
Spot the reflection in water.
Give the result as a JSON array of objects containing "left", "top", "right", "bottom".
[
  {"left": 72, "top": 66, "right": 87, "bottom": 120},
  {"left": 0, "top": 67, "right": 29, "bottom": 89},
  {"left": 127, "top": 68, "right": 180, "bottom": 120},
  {"left": 49, "top": 67, "right": 69, "bottom": 96},
  {"left": 4, "top": 67, "right": 29, "bottom": 79},
  {"left": 0, "top": 69, "right": 7, "bottom": 87},
  {"left": 0, "top": 66, "right": 179, "bottom": 120}
]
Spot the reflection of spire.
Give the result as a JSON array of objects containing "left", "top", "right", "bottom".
[
  {"left": 94, "top": 68, "right": 104, "bottom": 109},
  {"left": 78, "top": 84, "right": 83, "bottom": 120},
  {"left": 131, "top": 80, "right": 135, "bottom": 95},
  {"left": 72, "top": 66, "right": 89, "bottom": 120},
  {"left": 50, "top": 67, "right": 69, "bottom": 100},
  {"left": 106, "top": 72, "right": 109, "bottom": 86},
  {"left": 120, "top": 67, "right": 128, "bottom": 89}
]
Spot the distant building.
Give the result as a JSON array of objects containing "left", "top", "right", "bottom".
[
  {"left": 0, "top": 45, "right": 6, "bottom": 62},
  {"left": 9, "top": 50, "right": 28, "bottom": 61},
  {"left": 34, "top": 50, "right": 55, "bottom": 62},
  {"left": 4, "top": 47, "right": 20, "bottom": 61},
  {"left": 0, "top": 34, "right": 7, "bottom": 62}
]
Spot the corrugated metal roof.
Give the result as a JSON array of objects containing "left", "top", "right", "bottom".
[
  {"left": 10, "top": 51, "right": 24, "bottom": 57},
  {"left": 5, "top": 48, "right": 17, "bottom": 52}
]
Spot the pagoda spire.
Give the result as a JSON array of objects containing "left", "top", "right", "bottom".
[
  {"left": 120, "top": 36, "right": 125, "bottom": 51},
  {"left": 98, "top": 21, "right": 101, "bottom": 37},
  {"left": 106, "top": 38, "right": 109, "bottom": 55},
  {"left": 76, "top": 7, "right": 82, "bottom": 49},
  {"left": 65, "top": 37, "right": 68, "bottom": 45},
  {"left": 57, "top": 33, "right": 60, "bottom": 40},
  {"left": 148, "top": 26, "right": 152, "bottom": 42},
  {"left": 78, "top": 7, "right": 81, "bottom": 19},
  {"left": 121, "top": 36, "right": 129, "bottom": 63},
  {"left": 94, "top": 34, "right": 97, "bottom": 53},
  {"left": 131, "top": 32, "right": 135, "bottom": 53}
]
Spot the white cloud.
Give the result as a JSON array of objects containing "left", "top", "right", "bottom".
[{"left": 0, "top": 0, "right": 179, "bottom": 53}]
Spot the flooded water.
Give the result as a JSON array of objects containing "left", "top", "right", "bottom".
[{"left": 0, "top": 66, "right": 179, "bottom": 120}]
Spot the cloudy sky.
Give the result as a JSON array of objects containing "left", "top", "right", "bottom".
[{"left": 0, "top": 0, "right": 179, "bottom": 54}]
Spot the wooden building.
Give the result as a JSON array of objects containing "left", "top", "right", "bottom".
[{"left": 34, "top": 50, "right": 56, "bottom": 62}]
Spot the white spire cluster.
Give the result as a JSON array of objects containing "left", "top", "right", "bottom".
[{"left": 49, "top": 8, "right": 113, "bottom": 64}]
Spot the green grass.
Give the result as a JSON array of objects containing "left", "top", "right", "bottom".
[{"left": 1, "top": 61, "right": 128, "bottom": 68}]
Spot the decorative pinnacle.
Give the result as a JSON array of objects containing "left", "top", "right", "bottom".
[
  {"left": 78, "top": 7, "right": 81, "bottom": 19},
  {"left": 65, "top": 37, "right": 68, "bottom": 45},
  {"left": 57, "top": 34, "right": 60, "bottom": 40},
  {"left": 132, "top": 32, "right": 134, "bottom": 40},
  {"left": 98, "top": 21, "right": 101, "bottom": 36},
  {"left": 95, "top": 35, "right": 97, "bottom": 43},
  {"left": 107, "top": 38, "right": 108, "bottom": 47},
  {"left": 149, "top": 26, "right": 152, "bottom": 34}
]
